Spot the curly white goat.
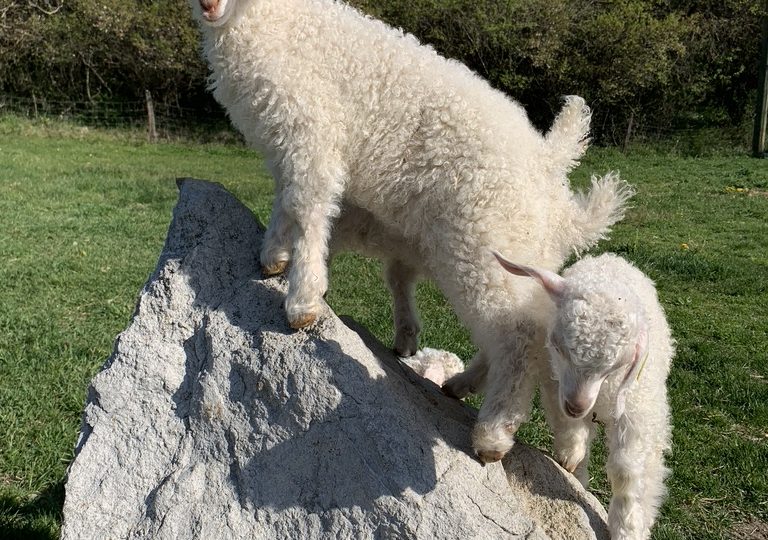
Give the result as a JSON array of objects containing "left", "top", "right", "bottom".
[
  {"left": 189, "top": 0, "right": 633, "bottom": 461},
  {"left": 494, "top": 252, "right": 673, "bottom": 540},
  {"left": 401, "top": 348, "right": 465, "bottom": 388}
]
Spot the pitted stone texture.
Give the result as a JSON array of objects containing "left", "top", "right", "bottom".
[{"left": 61, "top": 179, "right": 608, "bottom": 540}]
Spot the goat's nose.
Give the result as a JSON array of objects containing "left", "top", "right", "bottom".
[
  {"left": 564, "top": 399, "right": 587, "bottom": 418},
  {"left": 200, "top": 0, "right": 218, "bottom": 14}
]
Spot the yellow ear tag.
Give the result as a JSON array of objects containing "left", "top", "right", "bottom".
[{"left": 635, "top": 349, "right": 650, "bottom": 382}]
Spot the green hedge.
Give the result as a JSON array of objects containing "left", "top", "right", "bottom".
[
  {"left": 351, "top": 0, "right": 763, "bottom": 139},
  {"left": 1, "top": 0, "right": 763, "bottom": 141}
]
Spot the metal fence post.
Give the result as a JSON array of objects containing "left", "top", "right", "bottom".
[
  {"left": 753, "top": 0, "right": 768, "bottom": 157},
  {"left": 145, "top": 90, "right": 158, "bottom": 143}
]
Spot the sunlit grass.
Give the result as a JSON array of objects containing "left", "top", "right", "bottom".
[{"left": 0, "top": 116, "right": 766, "bottom": 539}]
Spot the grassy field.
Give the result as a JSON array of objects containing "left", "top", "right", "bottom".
[{"left": 0, "top": 116, "right": 766, "bottom": 539}]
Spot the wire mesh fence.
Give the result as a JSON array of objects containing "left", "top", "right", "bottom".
[
  {"left": 0, "top": 93, "right": 239, "bottom": 143},
  {"left": 0, "top": 92, "right": 754, "bottom": 154}
]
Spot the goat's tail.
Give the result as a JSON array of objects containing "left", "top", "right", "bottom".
[
  {"left": 544, "top": 95, "right": 592, "bottom": 177},
  {"left": 569, "top": 172, "right": 635, "bottom": 253},
  {"left": 544, "top": 96, "right": 634, "bottom": 252}
]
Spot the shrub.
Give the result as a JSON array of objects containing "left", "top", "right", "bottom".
[
  {"left": 351, "top": 0, "right": 763, "bottom": 141},
  {"left": 0, "top": 0, "right": 206, "bottom": 106},
  {"left": 1, "top": 0, "right": 763, "bottom": 142}
]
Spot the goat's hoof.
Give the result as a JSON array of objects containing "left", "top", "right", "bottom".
[
  {"left": 471, "top": 422, "right": 515, "bottom": 465},
  {"left": 394, "top": 343, "right": 417, "bottom": 358},
  {"left": 556, "top": 455, "right": 583, "bottom": 474},
  {"left": 554, "top": 446, "right": 586, "bottom": 474},
  {"left": 441, "top": 378, "right": 470, "bottom": 399},
  {"left": 476, "top": 449, "right": 507, "bottom": 465},
  {"left": 262, "top": 260, "right": 288, "bottom": 277},
  {"left": 288, "top": 311, "right": 318, "bottom": 329},
  {"left": 441, "top": 384, "right": 462, "bottom": 399},
  {"left": 394, "top": 329, "right": 419, "bottom": 357}
]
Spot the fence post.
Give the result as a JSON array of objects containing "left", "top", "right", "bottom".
[
  {"left": 753, "top": 0, "right": 768, "bottom": 158},
  {"left": 623, "top": 111, "right": 635, "bottom": 153},
  {"left": 145, "top": 90, "right": 158, "bottom": 143}
]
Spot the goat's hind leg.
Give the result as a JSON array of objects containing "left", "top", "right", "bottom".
[
  {"left": 385, "top": 260, "right": 421, "bottom": 357},
  {"left": 442, "top": 351, "right": 487, "bottom": 399},
  {"left": 329, "top": 204, "right": 423, "bottom": 355},
  {"left": 606, "top": 418, "right": 654, "bottom": 540}
]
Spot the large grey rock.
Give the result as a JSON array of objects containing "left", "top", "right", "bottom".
[{"left": 61, "top": 179, "right": 608, "bottom": 539}]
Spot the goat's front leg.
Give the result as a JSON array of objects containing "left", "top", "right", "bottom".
[
  {"left": 385, "top": 260, "right": 421, "bottom": 357},
  {"left": 280, "top": 160, "right": 345, "bottom": 329},
  {"left": 605, "top": 416, "right": 652, "bottom": 540},
  {"left": 261, "top": 184, "right": 294, "bottom": 277},
  {"left": 539, "top": 370, "right": 594, "bottom": 486},
  {"left": 471, "top": 322, "right": 538, "bottom": 464},
  {"left": 554, "top": 417, "right": 594, "bottom": 487}
]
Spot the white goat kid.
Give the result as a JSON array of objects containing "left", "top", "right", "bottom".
[
  {"left": 494, "top": 252, "right": 673, "bottom": 540},
  {"left": 189, "top": 0, "right": 633, "bottom": 461}
]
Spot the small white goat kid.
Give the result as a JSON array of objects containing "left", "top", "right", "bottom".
[
  {"left": 190, "top": 0, "right": 633, "bottom": 461},
  {"left": 401, "top": 348, "right": 465, "bottom": 388},
  {"left": 494, "top": 252, "right": 673, "bottom": 540}
]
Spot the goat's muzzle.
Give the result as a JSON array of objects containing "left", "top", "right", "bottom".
[
  {"left": 563, "top": 398, "right": 589, "bottom": 419},
  {"left": 200, "top": 0, "right": 219, "bottom": 17}
]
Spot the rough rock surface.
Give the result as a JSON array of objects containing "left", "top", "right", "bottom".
[{"left": 61, "top": 179, "right": 608, "bottom": 539}]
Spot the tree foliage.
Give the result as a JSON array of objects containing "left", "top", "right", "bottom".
[
  {"left": 0, "top": 0, "right": 763, "bottom": 140},
  {"left": 352, "top": 0, "right": 763, "bottom": 138},
  {"left": 0, "top": 0, "right": 205, "bottom": 104}
]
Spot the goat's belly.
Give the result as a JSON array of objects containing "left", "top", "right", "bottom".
[{"left": 343, "top": 177, "right": 452, "bottom": 240}]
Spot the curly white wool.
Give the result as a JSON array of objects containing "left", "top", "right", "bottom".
[
  {"left": 400, "top": 348, "right": 465, "bottom": 387},
  {"left": 495, "top": 252, "right": 674, "bottom": 540},
  {"left": 189, "top": 0, "right": 633, "bottom": 463}
]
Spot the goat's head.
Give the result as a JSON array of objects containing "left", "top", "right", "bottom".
[
  {"left": 190, "top": 0, "right": 239, "bottom": 27},
  {"left": 493, "top": 251, "right": 648, "bottom": 419}
]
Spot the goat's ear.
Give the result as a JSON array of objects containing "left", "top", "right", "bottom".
[
  {"left": 492, "top": 251, "right": 566, "bottom": 300},
  {"left": 614, "top": 324, "right": 649, "bottom": 418}
]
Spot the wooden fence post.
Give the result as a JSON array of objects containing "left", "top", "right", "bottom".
[{"left": 145, "top": 90, "right": 158, "bottom": 143}]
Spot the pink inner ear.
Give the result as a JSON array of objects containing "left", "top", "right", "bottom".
[{"left": 492, "top": 251, "right": 566, "bottom": 300}]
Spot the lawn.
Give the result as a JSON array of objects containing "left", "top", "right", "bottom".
[{"left": 0, "top": 116, "right": 766, "bottom": 539}]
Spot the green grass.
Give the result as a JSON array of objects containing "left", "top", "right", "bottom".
[{"left": 0, "top": 115, "right": 766, "bottom": 539}]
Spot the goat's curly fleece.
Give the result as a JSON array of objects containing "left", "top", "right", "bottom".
[
  {"left": 190, "top": 0, "right": 632, "bottom": 459},
  {"left": 545, "top": 254, "right": 673, "bottom": 539}
]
